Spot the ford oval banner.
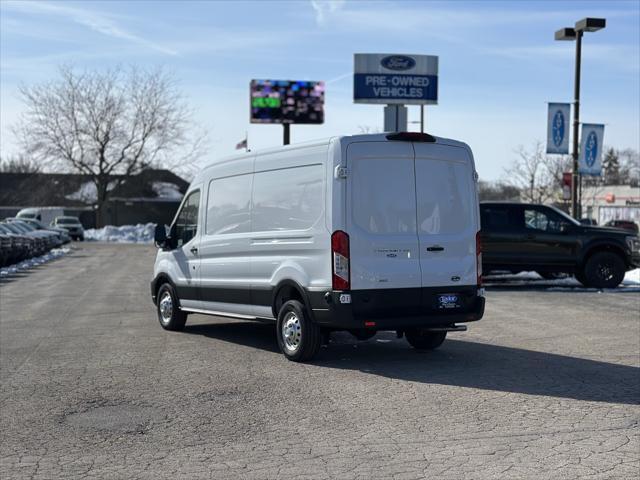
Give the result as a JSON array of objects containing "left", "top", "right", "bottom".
[
  {"left": 546, "top": 103, "right": 570, "bottom": 154},
  {"left": 579, "top": 123, "right": 605, "bottom": 176},
  {"left": 354, "top": 53, "right": 438, "bottom": 105}
]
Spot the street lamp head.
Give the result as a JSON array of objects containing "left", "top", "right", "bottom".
[
  {"left": 575, "top": 17, "right": 606, "bottom": 32},
  {"left": 555, "top": 27, "right": 577, "bottom": 40}
]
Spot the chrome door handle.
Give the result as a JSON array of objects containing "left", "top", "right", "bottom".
[{"left": 190, "top": 247, "right": 198, "bottom": 255}]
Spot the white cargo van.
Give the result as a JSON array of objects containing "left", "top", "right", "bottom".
[
  {"left": 17, "top": 207, "right": 65, "bottom": 226},
  {"left": 151, "top": 132, "right": 484, "bottom": 361}
]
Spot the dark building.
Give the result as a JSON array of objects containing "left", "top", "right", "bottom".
[{"left": 0, "top": 169, "right": 189, "bottom": 228}]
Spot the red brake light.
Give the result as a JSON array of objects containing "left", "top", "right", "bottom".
[
  {"left": 476, "top": 231, "right": 483, "bottom": 286},
  {"left": 331, "top": 230, "right": 350, "bottom": 290}
]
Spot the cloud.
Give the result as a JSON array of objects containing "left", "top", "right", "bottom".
[
  {"left": 2, "top": 0, "right": 177, "bottom": 56},
  {"left": 310, "top": 0, "right": 346, "bottom": 26}
]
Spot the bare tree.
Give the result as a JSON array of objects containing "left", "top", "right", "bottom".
[
  {"left": 15, "top": 65, "right": 206, "bottom": 226},
  {"left": 0, "top": 154, "right": 41, "bottom": 173},
  {"left": 618, "top": 148, "right": 640, "bottom": 186},
  {"left": 503, "top": 141, "right": 557, "bottom": 204}
]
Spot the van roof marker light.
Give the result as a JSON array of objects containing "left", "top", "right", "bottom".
[{"left": 386, "top": 132, "right": 436, "bottom": 143}]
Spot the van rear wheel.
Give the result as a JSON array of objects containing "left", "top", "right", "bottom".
[
  {"left": 156, "top": 283, "right": 187, "bottom": 331},
  {"left": 276, "top": 300, "right": 322, "bottom": 362},
  {"left": 405, "top": 329, "right": 447, "bottom": 350}
]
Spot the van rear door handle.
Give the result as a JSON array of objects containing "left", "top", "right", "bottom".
[
  {"left": 190, "top": 247, "right": 198, "bottom": 255},
  {"left": 426, "top": 245, "right": 444, "bottom": 252}
]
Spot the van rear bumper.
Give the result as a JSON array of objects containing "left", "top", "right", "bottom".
[{"left": 309, "top": 286, "right": 484, "bottom": 330}]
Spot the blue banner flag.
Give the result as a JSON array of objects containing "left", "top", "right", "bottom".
[
  {"left": 579, "top": 124, "right": 605, "bottom": 176},
  {"left": 546, "top": 103, "right": 570, "bottom": 154}
]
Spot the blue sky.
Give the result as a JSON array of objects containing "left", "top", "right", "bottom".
[{"left": 1, "top": 0, "right": 638, "bottom": 180}]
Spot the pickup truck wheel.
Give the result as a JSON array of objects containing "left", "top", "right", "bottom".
[
  {"left": 405, "top": 329, "right": 447, "bottom": 350},
  {"left": 583, "top": 252, "right": 626, "bottom": 288},
  {"left": 156, "top": 283, "right": 187, "bottom": 331},
  {"left": 276, "top": 300, "right": 321, "bottom": 362}
]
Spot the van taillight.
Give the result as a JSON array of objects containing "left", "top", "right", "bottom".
[
  {"left": 476, "top": 231, "right": 483, "bottom": 286},
  {"left": 332, "top": 230, "right": 350, "bottom": 290}
]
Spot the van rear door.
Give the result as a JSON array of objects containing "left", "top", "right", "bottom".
[
  {"left": 346, "top": 141, "right": 422, "bottom": 296},
  {"left": 413, "top": 143, "right": 478, "bottom": 288}
]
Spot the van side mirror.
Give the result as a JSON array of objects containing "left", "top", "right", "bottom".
[{"left": 154, "top": 224, "right": 168, "bottom": 248}]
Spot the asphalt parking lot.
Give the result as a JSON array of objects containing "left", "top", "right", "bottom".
[{"left": 1, "top": 243, "right": 639, "bottom": 479}]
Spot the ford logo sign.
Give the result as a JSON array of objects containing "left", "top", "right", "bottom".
[
  {"left": 381, "top": 55, "right": 416, "bottom": 71},
  {"left": 585, "top": 130, "right": 598, "bottom": 168},
  {"left": 552, "top": 109, "right": 565, "bottom": 148}
]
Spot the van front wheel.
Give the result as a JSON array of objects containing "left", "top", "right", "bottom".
[
  {"left": 156, "top": 283, "right": 187, "bottom": 331},
  {"left": 276, "top": 300, "right": 322, "bottom": 362},
  {"left": 405, "top": 329, "right": 447, "bottom": 350}
]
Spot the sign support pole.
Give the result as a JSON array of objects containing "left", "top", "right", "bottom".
[
  {"left": 283, "top": 124, "right": 290, "bottom": 145},
  {"left": 420, "top": 105, "right": 424, "bottom": 133},
  {"left": 571, "top": 30, "right": 583, "bottom": 219}
]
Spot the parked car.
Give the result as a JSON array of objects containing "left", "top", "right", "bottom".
[
  {"left": 480, "top": 202, "right": 640, "bottom": 288},
  {"left": 5, "top": 220, "right": 59, "bottom": 251},
  {"left": 0, "top": 222, "right": 38, "bottom": 259},
  {"left": 51, "top": 216, "right": 85, "bottom": 241},
  {"left": 0, "top": 233, "right": 13, "bottom": 267},
  {"left": 604, "top": 219, "right": 639, "bottom": 234},
  {"left": 16, "top": 207, "right": 65, "bottom": 226},
  {"left": 151, "top": 132, "right": 485, "bottom": 361},
  {"left": 11, "top": 217, "right": 71, "bottom": 244}
]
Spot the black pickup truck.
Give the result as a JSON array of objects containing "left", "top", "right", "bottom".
[{"left": 480, "top": 202, "right": 640, "bottom": 288}]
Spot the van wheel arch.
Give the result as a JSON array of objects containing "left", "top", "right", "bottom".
[
  {"left": 272, "top": 281, "right": 310, "bottom": 319},
  {"left": 153, "top": 274, "right": 178, "bottom": 306}
]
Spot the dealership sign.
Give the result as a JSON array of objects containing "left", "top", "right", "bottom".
[
  {"left": 546, "top": 103, "right": 570, "bottom": 154},
  {"left": 579, "top": 124, "right": 605, "bottom": 176},
  {"left": 354, "top": 54, "right": 438, "bottom": 104}
]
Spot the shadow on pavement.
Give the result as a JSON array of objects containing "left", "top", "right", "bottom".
[{"left": 183, "top": 321, "right": 639, "bottom": 405}]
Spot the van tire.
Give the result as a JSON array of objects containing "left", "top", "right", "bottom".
[
  {"left": 156, "top": 283, "right": 187, "bottom": 331},
  {"left": 276, "top": 300, "right": 321, "bottom": 362},
  {"left": 583, "top": 251, "right": 625, "bottom": 288},
  {"left": 405, "top": 329, "right": 447, "bottom": 350}
]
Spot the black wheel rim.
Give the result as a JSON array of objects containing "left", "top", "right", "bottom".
[{"left": 596, "top": 260, "right": 614, "bottom": 282}]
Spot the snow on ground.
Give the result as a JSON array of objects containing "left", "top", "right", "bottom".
[
  {"left": 484, "top": 269, "right": 640, "bottom": 292},
  {"left": 0, "top": 247, "right": 71, "bottom": 277},
  {"left": 85, "top": 223, "right": 156, "bottom": 243}
]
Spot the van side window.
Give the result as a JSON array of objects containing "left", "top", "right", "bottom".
[
  {"left": 206, "top": 175, "right": 252, "bottom": 235},
  {"left": 174, "top": 190, "right": 200, "bottom": 247},
  {"left": 252, "top": 165, "right": 323, "bottom": 232}
]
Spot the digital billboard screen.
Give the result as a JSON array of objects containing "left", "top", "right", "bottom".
[{"left": 250, "top": 80, "right": 325, "bottom": 124}]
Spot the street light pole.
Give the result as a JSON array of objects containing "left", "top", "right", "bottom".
[
  {"left": 555, "top": 17, "right": 605, "bottom": 219},
  {"left": 571, "top": 29, "right": 583, "bottom": 219}
]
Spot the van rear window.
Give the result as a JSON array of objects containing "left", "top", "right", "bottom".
[
  {"left": 351, "top": 157, "right": 416, "bottom": 234},
  {"left": 415, "top": 159, "right": 473, "bottom": 235}
]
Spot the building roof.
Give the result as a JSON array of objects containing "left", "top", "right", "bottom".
[{"left": 0, "top": 169, "right": 189, "bottom": 207}]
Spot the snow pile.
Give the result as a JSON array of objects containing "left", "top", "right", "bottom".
[
  {"left": 484, "top": 268, "right": 640, "bottom": 292},
  {"left": 0, "top": 247, "right": 70, "bottom": 277},
  {"left": 85, "top": 223, "right": 156, "bottom": 243},
  {"left": 152, "top": 182, "right": 183, "bottom": 200}
]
